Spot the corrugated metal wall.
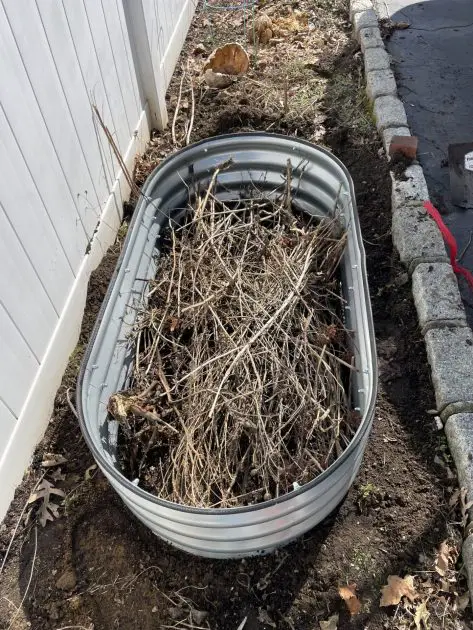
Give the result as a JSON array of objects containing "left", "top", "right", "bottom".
[{"left": 0, "top": 0, "right": 196, "bottom": 518}]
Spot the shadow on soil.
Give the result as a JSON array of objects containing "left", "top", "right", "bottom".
[{"left": 11, "top": 29, "right": 461, "bottom": 630}]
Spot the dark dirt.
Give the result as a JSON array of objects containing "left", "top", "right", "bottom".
[{"left": 0, "top": 1, "right": 471, "bottom": 629}]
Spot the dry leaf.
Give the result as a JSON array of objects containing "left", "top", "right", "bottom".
[
  {"left": 41, "top": 453, "right": 67, "bottom": 467},
  {"left": 339, "top": 583, "right": 361, "bottom": 615},
  {"left": 250, "top": 14, "right": 274, "bottom": 44},
  {"left": 320, "top": 613, "right": 338, "bottom": 630},
  {"left": 28, "top": 478, "right": 65, "bottom": 527},
  {"left": 413, "top": 600, "right": 430, "bottom": 630},
  {"left": 169, "top": 316, "right": 180, "bottom": 332},
  {"left": 435, "top": 541, "right": 450, "bottom": 576},
  {"left": 380, "top": 575, "right": 418, "bottom": 607},
  {"left": 204, "top": 43, "right": 249, "bottom": 76},
  {"left": 393, "top": 21, "right": 410, "bottom": 29}
]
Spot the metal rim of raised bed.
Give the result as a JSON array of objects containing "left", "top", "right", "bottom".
[{"left": 77, "top": 132, "right": 377, "bottom": 518}]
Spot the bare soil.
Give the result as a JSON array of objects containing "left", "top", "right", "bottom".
[{"left": 0, "top": 1, "right": 471, "bottom": 629}]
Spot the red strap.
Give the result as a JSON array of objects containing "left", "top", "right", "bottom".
[{"left": 423, "top": 200, "right": 473, "bottom": 290}]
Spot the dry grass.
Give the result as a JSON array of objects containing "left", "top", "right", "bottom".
[{"left": 109, "top": 167, "right": 355, "bottom": 508}]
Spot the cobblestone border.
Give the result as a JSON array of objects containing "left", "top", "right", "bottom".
[{"left": 350, "top": 0, "right": 473, "bottom": 596}]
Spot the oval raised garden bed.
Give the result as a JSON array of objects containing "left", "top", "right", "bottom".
[{"left": 77, "top": 133, "right": 377, "bottom": 558}]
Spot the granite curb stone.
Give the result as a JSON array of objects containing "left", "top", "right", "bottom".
[
  {"left": 391, "top": 164, "right": 430, "bottom": 207},
  {"left": 359, "top": 27, "right": 384, "bottom": 51},
  {"left": 412, "top": 262, "right": 467, "bottom": 334},
  {"left": 374, "top": 95, "right": 409, "bottom": 131},
  {"left": 354, "top": 9, "right": 379, "bottom": 39},
  {"left": 349, "top": 0, "right": 373, "bottom": 20},
  {"left": 425, "top": 327, "right": 473, "bottom": 420},
  {"left": 366, "top": 69, "right": 397, "bottom": 100},
  {"left": 392, "top": 202, "right": 448, "bottom": 272},
  {"left": 363, "top": 46, "right": 391, "bottom": 73}
]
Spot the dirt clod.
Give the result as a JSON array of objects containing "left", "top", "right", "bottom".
[{"left": 55, "top": 567, "right": 77, "bottom": 591}]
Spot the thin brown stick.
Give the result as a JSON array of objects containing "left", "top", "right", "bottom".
[{"left": 92, "top": 105, "right": 140, "bottom": 199}]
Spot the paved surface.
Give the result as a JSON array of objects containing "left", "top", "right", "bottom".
[{"left": 376, "top": 0, "right": 473, "bottom": 322}]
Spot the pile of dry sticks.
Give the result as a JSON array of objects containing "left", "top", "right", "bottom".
[{"left": 109, "top": 167, "right": 356, "bottom": 508}]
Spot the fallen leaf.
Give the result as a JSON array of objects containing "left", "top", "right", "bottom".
[
  {"left": 41, "top": 453, "right": 67, "bottom": 467},
  {"left": 320, "top": 613, "right": 338, "bottom": 630},
  {"left": 28, "top": 478, "right": 65, "bottom": 527},
  {"left": 250, "top": 14, "right": 274, "bottom": 44},
  {"left": 203, "top": 43, "right": 249, "bottom": 76},
  {"left": 413, "top": 600, "right": 430, "bottom": 629},
  {"left": 394, "top": 20, "right": 410, "bottom": 29},
  {"left": 435, "top": 540, "right": 450, "bottom": 576},
  {"left": 339, "top": 583, "right": 361, "bottom": 615},
  {"left": 380, "top": 575, "right": 418, "bottom": 607}
]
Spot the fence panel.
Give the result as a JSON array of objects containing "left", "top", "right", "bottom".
[{"left": 0, "top": 0, "right": 197, "bottom": 520}]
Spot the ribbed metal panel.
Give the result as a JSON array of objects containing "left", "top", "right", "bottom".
[{"left": 77, "top": 133, "right": 377, "bottom": 558}]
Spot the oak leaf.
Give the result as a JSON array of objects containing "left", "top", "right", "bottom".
[
  {"left": 413, "top": 600, "right": 430, "bottom": 630},
  {"left": 28, "top": 478, "right": 65, "bottom": 527},
  {"left": 203, "top": 43, "right": 249, "bottom": 76},
  {"left": 380, "top": 575, "right": 417, "bottom": 607}
]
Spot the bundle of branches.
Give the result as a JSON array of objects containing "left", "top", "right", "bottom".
[{"left": 109, "top": 171, "right": 356, "bottom": 508}]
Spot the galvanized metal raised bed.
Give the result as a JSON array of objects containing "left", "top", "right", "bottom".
[{"left": 77, "top": 133, "right": 377, "bottom": 558}]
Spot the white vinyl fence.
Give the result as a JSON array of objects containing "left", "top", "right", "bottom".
[{"left": 0, "top": 0, "right": 196, "bottom": 520}]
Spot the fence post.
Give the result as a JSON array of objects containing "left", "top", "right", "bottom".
[{"left": 122, "top": 0, "right": 169, "bottom": 130}]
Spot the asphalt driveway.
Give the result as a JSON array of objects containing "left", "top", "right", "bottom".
[{"left": 375, "top": 0, "right": 473, "bottom": 321}]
